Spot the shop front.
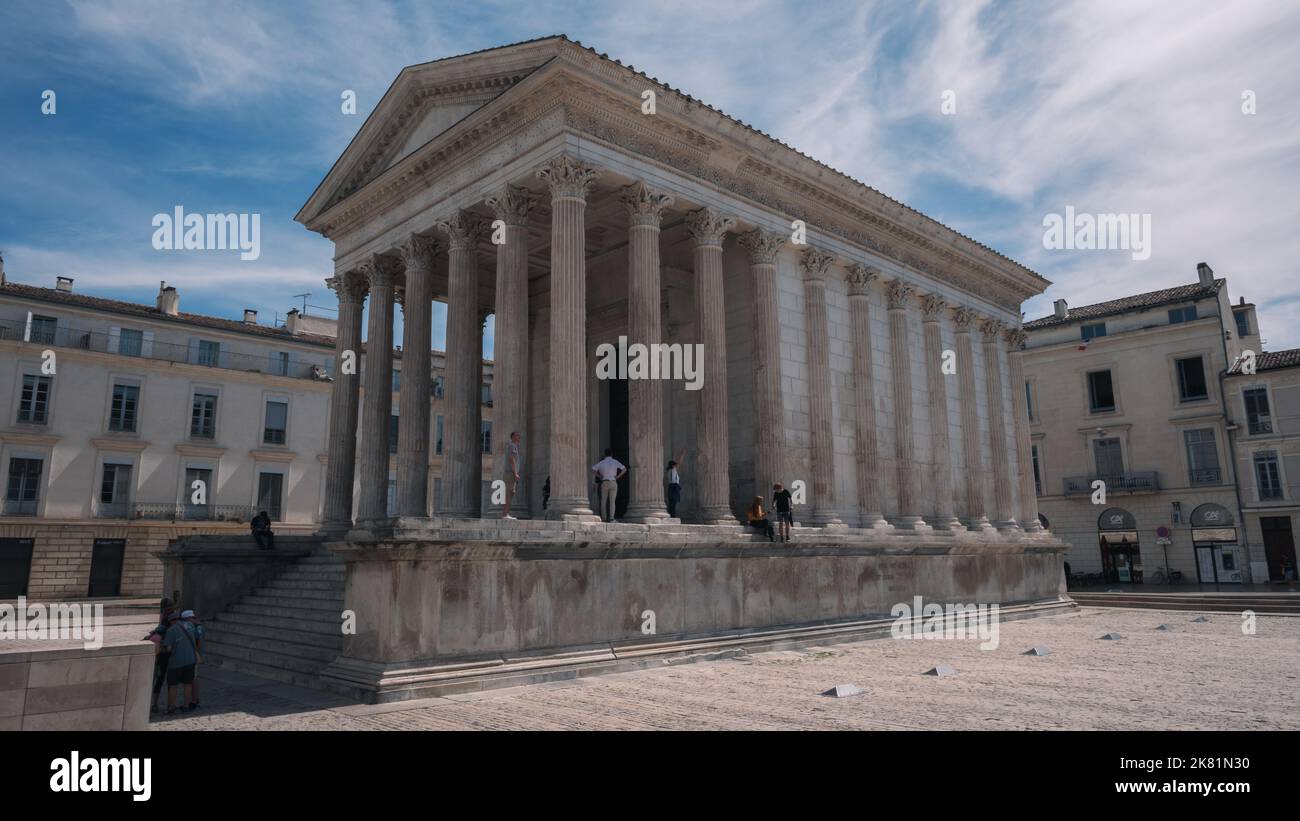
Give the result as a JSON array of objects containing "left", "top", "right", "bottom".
[
  {"left": 1190, "top": 503, "right": 1243, "bottom": 584},
  {"left": 1098, "top": 507, "right": 1142, "bottom": 583}
]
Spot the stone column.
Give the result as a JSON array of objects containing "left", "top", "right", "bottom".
[
  {"left": 980, "top": 317, "right": 1019, "bottom": 531},
  {"left": 737, "top": 229, "right": 786, "bottom": 504},
  {"left": 356, "top": 254, "right": 400, "bottom": 526},
  {"left": 920, "top": 294, "right": 962, "bottom": 530},
  {"left": 799, "top": 248, "right": 842, "bottom": 526},
  {"left": 622, "top": 182, "right": 673, "bottom": 523},
  {"left": 484, "top": 184, "right": 536, "bottom": 517},
  {"left": 537, "top": 155, "right": 599, "bottom": 518},
  {"left": 395, "top": 233, "right": 439, "bottom": 518},
  {"left": 952, "top": 306, "right": 991, "bottom": 530},
  {"left": 322, "top": 269, "right": 366, "bottom": 530},
  {"left": 437, "top": 210, "right": 484, "bottom": 518},
  {"left": 686, "top": 208, "right": 736, "bottom": 524},
  {"left": 1006, "top": 327, "right": 1043, "bottom": 532},
  {"left": 845, "top": 265, "right": 890, "bottom": 530},
  {"left": 886, "top": 279, "right": 928, "bottom": 530}
]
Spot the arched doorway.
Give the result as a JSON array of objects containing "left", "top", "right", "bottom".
[
  {"left": 1098, "top": 507, "right": 1142, "bottom": 583},
  {"left": 1190, "top": 503, "right": 1242, "bottom": 583}
]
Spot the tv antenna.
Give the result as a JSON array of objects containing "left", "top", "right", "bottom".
[{"left": 293, "top": 292, "right": 312, "bottom": 315}]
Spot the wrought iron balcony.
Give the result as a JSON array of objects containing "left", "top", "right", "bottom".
[
  {"left": 1189, "top": 468, "right": 1222, "bottom": 485},
  {"left": 1063, "top": 472, "right": 1160, "bottom": 496},
  {"left": 131, "top": 502, "right": 254, "bottom": 523}
]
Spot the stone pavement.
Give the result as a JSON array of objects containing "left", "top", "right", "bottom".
[{"left": 152, "top": 606, "right": 1300, "bottom": 731}]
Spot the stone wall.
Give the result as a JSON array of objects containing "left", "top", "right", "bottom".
[{"left": 0, "top": 642, "right": 152, "bottom": 730}]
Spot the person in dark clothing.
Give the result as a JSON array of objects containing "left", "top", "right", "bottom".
[
  {"left": 251, "top": 510, "right": 274, "bottom": 549},
  {"left": 542, "top": 476, "right": 550, "bottom": 510},
  {"left": 746, "top": 496, "right": 776, "bottom": 541},
  {"left": 772, "top": 483, "right": 794, "bottom": 542}
]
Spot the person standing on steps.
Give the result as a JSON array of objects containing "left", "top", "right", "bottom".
[
  {"left": 502, "top": 431, "right": 522, "bottom": 519},
  {"left": 591, "top": 449, "right": 627, "bottom": 523},
  {"left": 664, "top": 448, "right": 686, "bottom": 519},
  {"left": 772, "top": 482, "right": 794, "bottom": 542}
]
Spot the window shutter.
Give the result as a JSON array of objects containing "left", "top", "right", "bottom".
[
  {"left": 107, "top": 326, "right": 121, "bottom": 353},
  {"left": 23, "top": 311, "right": 32, "bottom": 342},
  {"left": 187, "top": 338, "right": 199, "bottom": 365},
  {"left": 141, "top": 331, "right": 154, "bottom": 358}
]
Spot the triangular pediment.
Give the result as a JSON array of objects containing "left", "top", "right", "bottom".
[{"left": 297, "top": 37, "right": 567, "bottom": 225}]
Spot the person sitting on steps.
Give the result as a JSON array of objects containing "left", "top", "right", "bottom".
[
  {"left": 746, "top": 496, "right": 776, "bottom": 541},
  {"left": 251, "top": 510, "right": 274, "bottom": 550}
]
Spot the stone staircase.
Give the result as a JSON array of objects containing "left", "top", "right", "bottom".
[
  {"left": 202, "top": 552, "right": 346, "bottom": 688},
  {"left": 1070, "top": 590, "right": 1300, "bottom": 615}
]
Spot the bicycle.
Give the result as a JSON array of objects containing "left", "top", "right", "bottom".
[{"left": 1147, "top": 566, "right": 1183, "bottom": 585}]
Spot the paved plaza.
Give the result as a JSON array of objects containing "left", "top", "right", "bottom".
[{"left": 151, "top": 607, "right": 1299, "bottom": 731}]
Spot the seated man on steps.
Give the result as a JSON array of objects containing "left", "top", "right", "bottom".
[{"left": 251, "top": 510, "right": 274, "bottom": 550}]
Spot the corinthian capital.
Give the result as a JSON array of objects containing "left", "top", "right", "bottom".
[
  {"left": 684, "top": 208, "right": 736, "bottom": 247},
  {"left": 951, "top": 305, "right": 978, "bottom": 331},
  {"left": 979, "top": 317, "right": 1005, "bottom": 342},
  {"left": 326, "top": 270, "right": 369, "bottom": 305},
  {"left": 886, "top": 278, "right": 915, "bottom": 310},
  {"left": 737, "top": 229, "right": 785, "bottom": 265},
  {"left": 920, "top": 293, "right": 948, "bottom": 320},
  {"left": 1005, "top": 327, "right": 1028, "bottom": 350},
  {"left": 536, "top": 155, "right": 600, "bottom": 200},
  {"left": 621, "top": 182, "right": 674, "bottom": 227},
  {"left": 435, "top": 210, "right": 485, "bottom": 252},
  {"left": 359, "top": 253, "right": 401, "bottom": 290},
  {"left": 845, "top": 263, "right": 878, "bottom": 296},
  {"left": 397, "top": 232, "right": 439, "bottom": 274},
  {"left": 798, "top": 247, "right": 835, "bottom": 282},
  {"left": 485, "top": 184, "right": 537, "bottom": 226}
]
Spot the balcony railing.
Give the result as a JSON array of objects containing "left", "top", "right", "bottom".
[
  {"left": 2, "top": 499, "right": 40, "bottom": 516},
  {"left": 1189, "top": 468, "right": 1222, "bottom": 485},
  {"left": 0, "top": 318, "right": 333, "bottom": 381},
  {"left": 96, "top": 501, "right": 131, "bottom": 518},
  {"left": 131, "top": 502, "right": 254, "bottom": 523},
  {"left": 1063, "top": 472, "right": 1160, "bottom": 495},
  {"left": 1248, "top": 415, "right": 1273, "bottom": 435}
]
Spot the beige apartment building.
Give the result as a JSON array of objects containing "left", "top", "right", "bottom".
[
  {"left": 0, "top": 259, "right": 495, "bottom": 600},
  {"left": 1023, "top": 262, "right": 1261, "bottom": 584},
  {"left": 1226, "top": 348, "right": 1300, "bottom": 581}
]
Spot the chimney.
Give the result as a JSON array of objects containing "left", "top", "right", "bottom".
[
  {"left": 1053, "top": 298, "right": 1068, "bottom": 318},
  {"left": 156, "top": 280, "right": 180, "bottom": 316},
  {"left": 55, "top": 276, "right": 74, "bottom": 292},
  {"left": 243, "top": 308, "right": 258, "bottom": 324},
  {"left": 1197, "top": 262, "right": 1214, "bottom": 288}
]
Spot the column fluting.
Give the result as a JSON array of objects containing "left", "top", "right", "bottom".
[
  {"left": 737, "top": 229, "right": 786, "bottom": 506},
  {"left": 799, "top": 247, "right": 842, "bottom": 526},
  {"left": 356, "top": 253, "right": 400, "bottom": 525},
  {"left": 396, "top": 233, "right": 439, "bottom": 518},
  {"left": 437, "top": 210, "right": 484, "bottom": 517},
  {"left": 322, "top": 269, "right": 366, "bottom": 529}
]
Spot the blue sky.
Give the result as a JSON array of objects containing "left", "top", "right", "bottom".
[{"left": 2, "top": 0, "right": 1298, "bottom": 351}]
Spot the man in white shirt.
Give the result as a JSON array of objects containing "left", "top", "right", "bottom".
[
  {"left": 502, "top": 431, "right": 522, "bottom": 519},
  {"left": 591, "top": 448, "right": 627, "bottom": 523}
]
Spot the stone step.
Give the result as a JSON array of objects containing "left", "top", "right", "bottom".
[
  {"left": 214, "top": 619, "right": 344, "bottom": 650},
  {"left": 204, "top": 628, "right": 340, "bottom": 659},
  {"left": 223, "top": 605, "right": 345, "bottom": 631},
  {"left": 228, "top": 600, "right": 345, "bottom": 623},
  {"left": 202, "top": 654, "right": 324, "bottom": 689},
  {"left": 203, "top": 640, "right": 333, "bottom": 679},
  {"left": 260, "top": 578, "right": 346, "bottom": 592},
  {"left": 244, "top": 587, "right": 343, "bottom": 605},
  {"left": 238, "top": 594, "right": 344, "bottom": 613},
  {"left": 275, "top": 565, "right": 346, "bottom": 578}
]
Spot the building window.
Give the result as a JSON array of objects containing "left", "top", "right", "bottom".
[
  {"left": 5, "top": 458, "right": 43, "bottom": 515},
  {"left": 99, "top": 463, "right": 132, "bottom": 516},
  {"left": 433, "top": 375, "right": 445, "bottom": 400},
  {"left": 191, "top": 393, "right": 217, "bottom": 439},
  {"left": 1024, "top": 381, "right": 1034, "bottom": 422},
  {"left": 435, "top": 415, "right": 443, "bottom": 456},
  {"left": 1092, "top": 437, "right": 1123, "bottom": 478},
  {"left": 481, "top": 421, "right": 492, "bottom": 454},
  {"left": 1176, "top": 356, "right": 1208, "bottom": 401},
  {"left": 1184, "top": 428, "right": 1220, "bottom": 485},
  {"left": 263, "top": 400, "right": 288, "bottom": 445},
  {"left": 1244, "top": 388, "right": 1272, "bottom": 435},
  {"left": 1254, "top": 451, "right": 1283, "bottom": 500},
  {"left": 119, "top": 328, "right": 144, "bottom": 357},
  {"left": 18, "top": 374, "right": 52, "bottom": 424},
  {"left": 1235, "top": 312, "right": 1250, "bottom": 337},
  {"left": 1081, "top": 323, "right": 1107, "bottom": 342},
  {"left": 1168, "top": 305, "right": 1197, "bottom": 324},
  {"left": 389, "top": 415, "right": 400, "bottom": 454},
  {"left": 1087, "top": 370, "right": 1115, "bottom": 413},
  {"left": 184, "top": 467, "right": 212, "bottom": 518},
  {"left": 197, "top": 339, "right": 221, "bottom": 367},
  {"left": 29, "top": 314, "right": 57, "bottom": 344},
  {"left": 1031, "top": 445, "right": 1042, "bottom": 496},
  {"left": 256, "top": 472, "right": 284, "bottom": 521},
  {"left": 482, "top": 384, "right": 493, "bottom": 407},
  {"left": 386, "top": 478, "right": 396, "bottom": 517},
  {"left": 109, "top": 384, "right": 140, "bottom": 432},
  {"left": 391, "top": 370, "right": 402, "bottom": 393},
  {"left": 269, "top": 351, "right": 289, "bottom": 376}
]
